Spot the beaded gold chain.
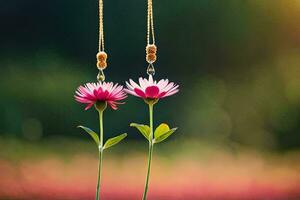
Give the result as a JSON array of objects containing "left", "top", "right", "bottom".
[
  {"left": 96, "top": 0, "right": 107, "bottom": 81},
  {"left": 147, "top": 0, "right": 155, "bottom": 45},
  {"left": 146, "top": 0, "right": 157, "bottom": 76},
  {"left": 98, "top": 0, "right": 104, "bottom": 52}
]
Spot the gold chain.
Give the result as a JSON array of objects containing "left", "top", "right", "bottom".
[
  {"left": 147, "top": 0, "right": 155, "bottom": 45},
  {"left": 96, "top": 0, "right": 107, "bottom": 81},
  {"left": 98, "top": 0, "right": 104, "bottom": 51},
  {"left": 146, "top": 0, "right": 156, "bottom": 75}
]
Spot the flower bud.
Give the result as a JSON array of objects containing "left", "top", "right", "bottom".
[{"left": 95, "top": 101, "right": 107, "bottom": 112}]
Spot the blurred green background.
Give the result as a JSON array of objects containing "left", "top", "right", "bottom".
[{"left": 1, "top": 0, "right": 300, "bottom": 199}]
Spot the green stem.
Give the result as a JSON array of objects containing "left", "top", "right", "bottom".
[
  {"left": 96, "top": 111, "right": 104, "bottom": 200},
  {"left": 142, "top": 103, "right": 154, "bottom": 200}
]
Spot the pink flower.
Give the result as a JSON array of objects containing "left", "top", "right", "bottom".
[
  {"left": 75, "top": 82, "right": 127, "bottom": 110},
  {"left": 125, "top": 75, "right": 179, "bottom": 100}
]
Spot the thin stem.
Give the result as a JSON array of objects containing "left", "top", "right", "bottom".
[
  {"left": 96, "top": 149, "right": 103, "bottom": 200},
  {"left": 142, "top": 103, "right": 154, "bottom": 200},
  {"left": 96, "top": 111, "right": 104, "bottom": 200},
  {"left": 99, "top": 111, "right": 104, "bottom": 147}
]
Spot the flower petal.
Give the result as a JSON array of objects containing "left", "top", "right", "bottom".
[
  {"left": 130, "top": 79, "right": 142, "bottom": 90},
  {"left": 139, "top": 77, "right": 148, "bottom": 90},
  {"left": 157, "top": 91, "right": 167, "bottom": 98},
  {"left": 85, "top": 102, "right": 94, "bottom": 110},
  {"left": 148, "top": 75, "right": 154, "bottom": 85},
  {"left": 134, "top": 88, "right": 146, "bottom": 98},
  {"left": 145, "top": 86, "right": 160, "bottom": 98},
  {"left": 164, "top": 89, "right": 179, "bottom": 97}
]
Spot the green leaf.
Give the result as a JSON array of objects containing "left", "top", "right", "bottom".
[
  {"left": 130, "top": 123, "right": 150, "bottom": 141},
  {"left": 154, "top": 128, "right": 178, "bottom": 143},
  {"left": 103, "top": 133, "right": 127, "bottom": 150},
  {"left": 77, "top": 126, "right": 99, "bottom": 145},
  {"left": 154, "top": 123, "right": 170, "bottom": 139}
]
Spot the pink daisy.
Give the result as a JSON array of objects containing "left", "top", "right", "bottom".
[
  {"left": 75, "top": 82, "right": 127, "bottom": 110},
  {"left": 125, "top": 75, "right": 179, "bottom": 100}
]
